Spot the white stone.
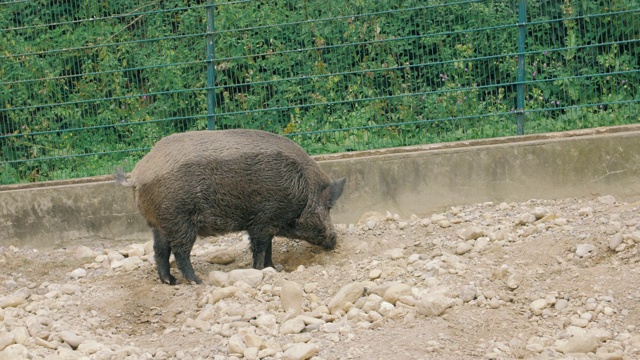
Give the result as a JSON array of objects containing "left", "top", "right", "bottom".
[
  {"left": 556, "top": 334, "right": 598, "bottom": 354},
  {"left": 368, "top": 269, "right": 382, "bottom": 280},
  {"left": 303, "top": 282, "right": 317, "bottom": 293},
  {"left": 208, "top": 271, "right": 229, "bottom": 286},
  {"left": 555, "top": 299, "right": 569, "bottom": 311},
  {"left": 77, "top": 340, "right": 103, "bottom": 354},
  {"left": 60, "top": 330, "right": 84, "bottom": 348},
  {"left": 209, "top": 287, "right": 239, "bottom": 304},
  {"left": 0, "top": 344, "right": 28, "bottom": 360},
  {"left": 208, "top": 248, "right": 236, "bottom": 265},
  {"left": 281, "top": 281, "right": 303, "bottom": 316},
  {"left": 416, "top": 293, "right": 454, "bottom": 316},
  {"left": 244, "top": 347, "right": 259, "bottom": 360},
  {"left": 576, "top": 244, "right": 596, "bottom": 258},
  {"left": 0, "top": 334, "right": 15, "bottom": 351},
  {"left": 459, "top": 226, "right": 484, "bottom": 240},
  {"left": 530, "top": 299, "right": 548, "bottom": 316},
  {"left": 11, "top": 327, "right": 28, "bottom": 345},
  {"left": 254, "top": 314, "right": 277, "bottom": 329},
  {"left": 298, "top": 315, "right": 326, "bottom": 327},
  {"left": 144, "top": 240, "right": 154, "bottom": 256},
  {"left": 243, "top": 333, "right": 264, "bottom": 349},
  {"left": 282, "top": 343, "right": 320, "bottom": 360},
  {"left": 126, "top": 244, "right": 146, "bottom": 258},
  {"left": 571, "top": 318, "right": 589, "bottom": 328},
  {"left": 280, "top": 317, "right": 306, "bottom": 335},
  {"left": 455, "top": 242, "right": 473, "bottom": 255},
  {"left": 506, "top": 273, "right": 522, "bottom": 290},
  {"left": 459, "top": 285, "right": 477, "bottom": 302},
  {"left": 107, "top": 250, "right": 125, "bottom": 261},
  {"left": 69, "top": 268, "right": 87, "bottom": 279},
  {"left": 121, "top": 256, "right": 144, "bottom": 271},
  {"left": 73, "top": 246, "right": 97, "bottom": 259},
  {"left": 328, "top": 282, "right": 365, "bottom": 314},
  {"left": 366, "top": 220, "right": 377, "bottom": 230},
  {"left": 361, "top": 294, "right": 384, "bottom": 313},
  {"left": 598, "top": 195, "right": 616, "bottom": 204},
  {"left": 609, "top": 233, "right": 623, "bottom": 251},
  {"left": 228, "top": 334, "right": 246, "bottom": 355},
  {"left": 532, "top": 207, "right": 550, "bottom": 219},
  {"left": 382, "top": 284, "right": 412, "bottom": 305},
  {"left": 61, "top": 284, "right": 81, "bottom": 295},
  {"left": 474, "top": 237, "right": 490, "bottom": 252},
  {"left": 387, "top": 248, "right": 405, "bottom": 260},
  {"left": 516, "top": 213, "right": 536, "bottom": 225},
  {"left": 185, "top": 318, "right": 211, "bottom": 331},
  {"left": 0, "top": 292, "right": 28, "bottom": 309},
  {"left": 227, "top": 269, "right": 263, "bottom": 288},
  {"left": 258, "top": 348, "right": 278, "bottom": 358},
  {"left": 578, "top": 207, "right": 594, "bottom": 216}
]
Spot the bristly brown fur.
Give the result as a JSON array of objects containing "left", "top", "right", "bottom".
[{"left": 117, "top": 129, "right": 346, "bottom": 285}]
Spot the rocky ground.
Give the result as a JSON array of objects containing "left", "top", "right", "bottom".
[{"left": 1, "top": 195, "right": 640, "bottom": 360}]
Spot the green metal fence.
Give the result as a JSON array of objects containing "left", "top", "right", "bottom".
[{"left": 1, "top": 0, "right": 639, "bottom": 185}]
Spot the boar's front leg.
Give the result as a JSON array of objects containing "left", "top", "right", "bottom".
[
  {"left": 264, "top": 238, "right": 275, "bottom": 269},
  {"left": 152, "top": 228, "right": 177, "bottom": 285},
  {"left": 248, "top": 230, "right": 274, "bottom": 270}
]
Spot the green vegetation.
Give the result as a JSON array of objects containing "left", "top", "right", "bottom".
[{"left": 1, "top": 0, "right": 638, "bottom": 184}]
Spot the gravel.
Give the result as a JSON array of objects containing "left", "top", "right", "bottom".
[{"left": 1, "top": 195, "right": 640, "bottom": 359}]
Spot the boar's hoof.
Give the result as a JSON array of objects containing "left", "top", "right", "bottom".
[{"left": 160, "top": 274, "right": 178, "bottom": 285}]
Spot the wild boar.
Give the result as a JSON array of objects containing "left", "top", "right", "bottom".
[{"left": 116, "top": 129, "right": 346, "bottom": 285}]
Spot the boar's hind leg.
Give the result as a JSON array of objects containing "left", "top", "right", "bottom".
[
  {"left": 264, "top": 239, "right": 275, "bottom": 269},
  {"left": 152, "top": 228, "right": 177, "bottom": 285},
  {"left": 171, "top": 230, "right": 202, "bottom": 285},
  {"left": 248, "top": 231, "right": 274, "bottom": 270}
]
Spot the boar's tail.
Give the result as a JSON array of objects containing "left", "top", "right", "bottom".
[{"left": 114, "top": 167, "right": 134, "bottom": 188}]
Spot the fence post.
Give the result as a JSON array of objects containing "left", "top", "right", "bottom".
[
  {"left": 206, "top": 0, "right": 216, "bottom": 130},
  {"left": 516, "top": 0, "right": 526, "bottom": 135}
]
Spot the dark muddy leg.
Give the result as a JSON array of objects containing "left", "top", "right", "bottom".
[
  {"left": 152, "top": 228, "right": 176, "bottom": 285},
  {"left": 249, "top": 231, "right": 273, "bottom": 270},
  {"left": 172, "top": 231, "right": 202, "bottom": 285},
  {"left": 263, "top": 238, "right": 275, "bottom": 269}
]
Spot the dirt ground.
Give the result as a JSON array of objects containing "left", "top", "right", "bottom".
[{"left": 1, "top": 195, "right": 640, "bottom": 360}]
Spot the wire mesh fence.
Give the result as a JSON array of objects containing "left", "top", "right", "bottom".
[{"left": 1, "top": 0, "right": 639, "bottom": 185}]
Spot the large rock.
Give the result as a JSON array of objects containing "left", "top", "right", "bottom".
[
  {"left": 529, "top": 299, "right": 548, "bottom": 316},
  {"left": 459, "top": 226, "right": 484, "bottom": 240},
  {"left": 382, "top": 284, "right": 412, "bottom": 305},
  {"left": 282, "top": 343, "right": 320, "bottom": 360},
  {"left": 208, "top": 271, "right": 229, "bottom": 286},
  {"left": 0, "top": 344, "right": 28, "bottom": 360},
  {"left": 280, "top": 317, "right": 306, "bottom": 335},
  {"left": 556, "top": 334, "right": 598, "bottom": 354},
  {"left": 281, "top": 281, "right": 303, "bottom": 316},
  {"left": 416, "top": 293, "right": 454, "bottom": 316},
  {"left": 328, "top": 282, "right": 365, "bottom": 314},
  {"left": 0, "top": 334, "right": 15, "bottom": 352},
  {"left": 227, "top": 269, "right": 263, "bottom": 288},
  {"left": 0, "top": 292, "right": 28, "bottom": 309},
  {"left": 60, "top": 330, "right": 84, "bottom": 349},
  {"left": 207, "top": 248, "right": 237, "bottom": 265},
  {"left": 228, "top": 334, "right": 246, "bottom": 356},
  {"left": 210, "top": 287, "right": 239, "bottom": 304}
]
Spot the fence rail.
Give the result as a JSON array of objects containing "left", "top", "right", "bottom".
[{"left": 1, "top": 0, "right": 639, "bottom": 184}]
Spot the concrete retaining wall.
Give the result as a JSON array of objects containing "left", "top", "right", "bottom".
[{"left": 2, "top": 125, "right": 639, "bottom": 248}]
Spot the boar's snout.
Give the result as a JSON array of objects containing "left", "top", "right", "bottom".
[{"left": 322, "top": 232, "right": 337, "bottom": 250}]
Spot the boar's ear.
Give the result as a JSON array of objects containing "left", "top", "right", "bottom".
[{"left": 324, "top": 177, "right": 346, "bottom": 208}]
